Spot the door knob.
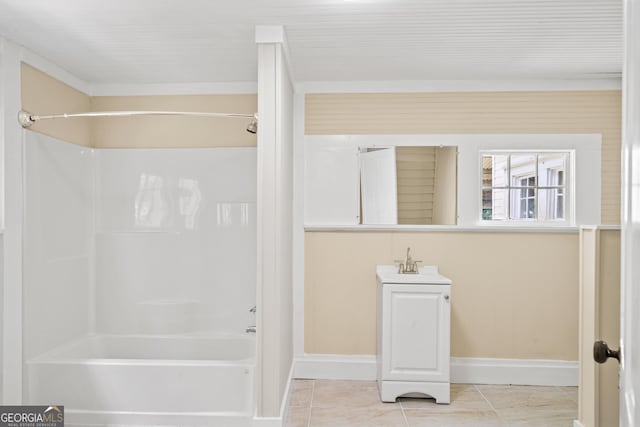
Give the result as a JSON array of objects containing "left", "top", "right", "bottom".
[{"left": 593, "top": 340, "right": 620, "bottom": 364}]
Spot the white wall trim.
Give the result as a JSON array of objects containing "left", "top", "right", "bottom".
[
  {"left": 580, "top": 224, "right": 621, "bottom": 231},
  {"left": 91, "top": 82, "right": 258, "bottom": 97},
  {"left": 252, "top": 364, "right": 294, "bottom": 427},
  {"left": 279, "top": 364, "right": 295, "bottom": 422},
  {"left": 252, "top": 417, "right": 282, "bottom": 427},
  {"left": 450, "top": 357, "right": 578, "bottom": 386},
  {"left": 304, "top": 133, "right": 601, "bottom": 227},
  {"left": 294, "top": 355, "right": 578, "bottom": 386},
  {"left": 255, "top": 26, "right": 296, "bottom": 89},
  {"left": 292, "top": 92, "right": 305, "bottom": 358},
  {"left": 255, "top": 26, "right": 286, "bottom": 44},
  {"left": 255, "top": 36, "right": 295, "bottom": 419},
  {"left": 0, "top": 37, "right": 24, "bottom": 404},
  {"left": 297, "top": 78, "right": 621, "bottom": 94},
  {"left": 304, "top": 225, "right": 580, "bottom": 233},
  {"left": 294, "top": 354, "right": 378, "bottom": 381}
]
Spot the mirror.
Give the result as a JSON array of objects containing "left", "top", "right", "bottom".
[
  {"left": 303, "top": 141, "right": 458, "bottom": 226},
  {"left": 359, "top": 146, "right": 458, "bottom": 225}
]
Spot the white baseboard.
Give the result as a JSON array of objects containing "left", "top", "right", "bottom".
[
  {"left": 294, "top": 354, "right": 377, "bottom": 380},
  {"left": 294, "top": 354, "right": 578, "bottom": 386},
  {"left": 252, "top": 417, "right": 282, "bottom": 427},
  {"left": 451, "top": 357, "right": 578, "bottom": 386},
  {"left": 253, "top": 362, "right": 295, "bottom": 427}
]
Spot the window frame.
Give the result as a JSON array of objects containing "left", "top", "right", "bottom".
[{"left": 479, "top": 150, "right": 574, "bottom": 226}]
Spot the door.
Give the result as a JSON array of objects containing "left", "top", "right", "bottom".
[
  {"left": 621, "top": 1, "right": 640, "bottom": 424},
  {"left": 360, "top": 148, "right": 398, "bottom": 224},
  {"left": 381, "top": 284, "right": 450, "bottom": 382},
  {"left": 304, "top": 141, "right": 360, "bottom": 225}
]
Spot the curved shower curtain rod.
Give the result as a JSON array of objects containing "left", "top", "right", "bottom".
[{"left": 17, "top": 109, "right": 258, "bottom": 129}]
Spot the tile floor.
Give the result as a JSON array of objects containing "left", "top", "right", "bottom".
[{"left": 285, "top": 380, "right": 578, "bottom": 427}]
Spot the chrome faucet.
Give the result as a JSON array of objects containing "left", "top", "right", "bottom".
[
  {"left": 246, "top": 305, "right": 257, "bottom": 333},
  {"left": 395, "top": 247, "right": 421, "bottom": 274}
]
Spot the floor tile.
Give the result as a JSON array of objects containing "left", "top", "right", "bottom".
[
  {"left": 557, "top": 386, "right": 579, "bottom": 403},
  {"left": 400, "top": 384, "right": 493, "bottom": 412},
  {"left": 290, "top": 380, "right": 315, "bottom": 407},
  {"left": 404, "top": 409, "right": 504, "bottom": 426},
  {"left": 310, "top": 406, "right": 406, "bottom": 427},
  {"left": 497, "top": 417, "right": 576, "bottom": 427},
  {"left": 285, "top": 407, "right": 311, "bottom": 427},
  {"left": 283, "top": 380, "right": 579, "bottom": 427},
  {"left": 312, "top": 380, "right": 399, "bottom": 409},
  {"left": 476, "top": 385, "right": 575, "bottom": 410},
  {"left": 494, "top": 406, "right": 576, "bottom": 426}
]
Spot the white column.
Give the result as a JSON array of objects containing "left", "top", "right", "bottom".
[
  {"left": 255, "top": 26, "right": 295, "bottom": 419},
  {"left": 292, "top": 91, "right": 305, "bottom": 357},
  {"left": 0, "top": 37, "right": 24, "bottom": 404},
  {"left": 621, "top": 0, "right": 640, "bottom": 425}
]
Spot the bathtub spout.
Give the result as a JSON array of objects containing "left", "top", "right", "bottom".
[{"left": 245, "top": 326, "right": 256, "bottom": 333}]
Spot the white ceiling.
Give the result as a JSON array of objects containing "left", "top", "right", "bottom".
[{"left": 0, "top": 0, "right": 623, "bottom": 85}]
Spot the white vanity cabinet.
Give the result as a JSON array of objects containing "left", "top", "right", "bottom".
[{"left": 376, "top": 265, "right": 452, "bottom": 404}]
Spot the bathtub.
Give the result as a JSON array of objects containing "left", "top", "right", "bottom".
[{"left": 26, "top": 334, "right": 255, "bottom": 426}]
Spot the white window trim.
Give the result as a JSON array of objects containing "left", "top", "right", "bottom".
[
  {"left": 479, "top": 150, "right": 574, "bottom": 226},
  {"left": 464, "top": 134, "right": 599, "bottom": 227},
  {"left": 304, "top": 133, "right": 601, "bottom": 228}
]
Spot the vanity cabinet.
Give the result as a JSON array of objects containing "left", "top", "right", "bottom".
[{"left": 376, "top": 265, "right": 452, "bottom": 404}]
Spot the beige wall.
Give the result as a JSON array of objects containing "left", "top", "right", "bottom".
[
  {"left": 303, "top": 90, "right": 622, "bottom": 360},
  {"left": 21, "top": 64, "right": 92, "bottom": 147},
  {"left": 91, "top": 95, "right": 257, "bottom": 148},
  {"left": 21, "top": 65, "right": 257, "bottom": 149},
  {"left": 305, "top": 231, "right": 579, "bottom": 359},
  {"left": 306, "top": 91, "right": 621, "bottom": 224}
]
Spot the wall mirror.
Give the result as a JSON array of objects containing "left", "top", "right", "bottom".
[
  {"left": 360, "top": 146, "right": 457, "bottom": 225},
  {"left": 304, "top": 140, "right": 458, "bottom": 226}
]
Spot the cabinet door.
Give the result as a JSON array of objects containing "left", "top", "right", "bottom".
[{"left": 381, "top": 284, "right": 450, "bottom": 382}]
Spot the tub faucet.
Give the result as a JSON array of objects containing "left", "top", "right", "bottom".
[
  {"left": 246, "top": 326, "right": 256, "bottom": 333},
  {"left": 395, "top": 247, "right": 421, "bottom": 274}
]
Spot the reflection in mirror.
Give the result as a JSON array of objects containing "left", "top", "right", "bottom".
[
  {"left": 359, "top": 146, "right": 457, "bottom": 225},
  {"left": 482, "top": 152, "right": 567, "bottom": 222}
]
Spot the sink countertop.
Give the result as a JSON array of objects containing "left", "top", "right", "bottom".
[{"left": 376, "top": 265, "right": 452, "bottom": 285}]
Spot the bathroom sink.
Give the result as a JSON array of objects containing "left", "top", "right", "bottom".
[{"left": 376, "top": 265, "right": 452, "bottom": 285}]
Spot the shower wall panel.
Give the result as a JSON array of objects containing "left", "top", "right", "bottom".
[
  {"left": 23, "top": 133, "right": 93, "bottom": 360},
  {"left": 95, "top": 148, "right": 257, "bottom": 335}
]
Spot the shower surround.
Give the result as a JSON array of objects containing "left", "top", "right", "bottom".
[{"left": 23, "top": 132, "right": 257, "bottom": 425}]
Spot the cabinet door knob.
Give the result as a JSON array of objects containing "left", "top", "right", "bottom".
[{"left": 444, "top": 295, "right": 450, "bottom": 301}]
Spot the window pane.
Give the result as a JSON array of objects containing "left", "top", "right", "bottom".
[
  {"left": 538, "top": 188, "right": 565, "bottom": 220},
  {"left": 480, "top": 151, "right": 570, "bottom": 223},
  {"left": 538, "top": 153, "right": 566, "bottom": 187},
  {"left": 510, "top": 189, "right": 536, "bottom": 219},
  {"left": 482, "top": 188, "right": 508, "bottom": 220},
  {"left": 510, "top": 154, "right": 536, "bottom": 187},
  {"left": 482, "top": 155, "right": 508, "bottom": 187}
]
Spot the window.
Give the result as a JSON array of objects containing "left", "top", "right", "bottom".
[{"left": 481, "top": 152, "right": 570, "bottom": 223}]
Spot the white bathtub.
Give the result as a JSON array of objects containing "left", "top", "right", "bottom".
[{"left": 26, "top": 334, "right": 255, "bottom": 426}]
